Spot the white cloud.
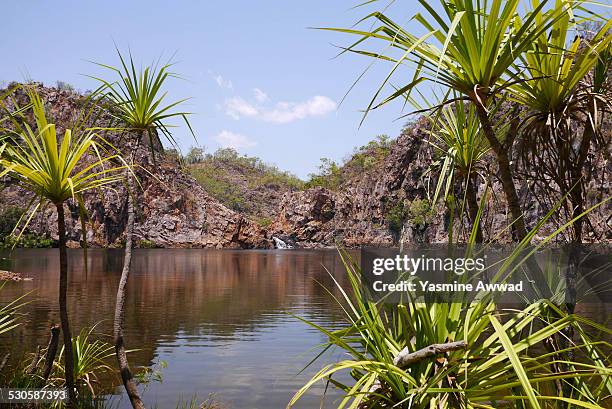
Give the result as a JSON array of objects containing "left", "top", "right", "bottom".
[
  {"left": 214, "top": 130, "right": 257, "bottom": 149},
  {"left": 214, "top": 74, "right": 233, "bottom": 89},
  {"left": 253, "top": 88, "right": 269, "bottom": 103},
  {"left": 225, "top": 97, "right": 259, "bottom": 119},
  {"left": 224, "top": 95, "right": 336, "bottom": 124}
]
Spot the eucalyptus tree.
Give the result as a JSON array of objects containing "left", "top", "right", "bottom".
[
  {"left": 92, "top": 50, "right": 194, "bottom": 409},
  {"left": 323, "top": 0, "right": 566, "bottom": 241},
  {"left": 0, "top": 86, "right": 125, "bottom": 406}
]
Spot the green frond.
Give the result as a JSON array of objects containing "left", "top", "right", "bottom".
[
  {"left": 0, "top": 86, "right": 126, "bottom": 217},
  {"left": 91, "top": 48, "right": 196, "bottom": 149}
]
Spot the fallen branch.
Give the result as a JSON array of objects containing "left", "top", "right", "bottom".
[
  {"left": 364, "top": 340, "right": 468, "bottom": 404},
  {"left": 393, "top": 341, "right": 468, "bottom": 368},
  {"left": 42, "top": 325, "right": 60, "bottom": 381}
]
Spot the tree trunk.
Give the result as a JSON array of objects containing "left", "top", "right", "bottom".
[
  {"left": 474, "top": 103, "right": 527, "bottom": 241},
  {"left": 42, "top": 324, "right": 60, "bottom": 381},
  {"left": 569, "top": 123, "right": 593, "bottom": 243},
  {"left": 465, "top": 176, "right": 483, "bottom": 243},
  {"left": 56, "top": 204, "right": 77, "bottom": 406},
  {"left": 114, "top": 147, "right": 145, "bottom": 409}
]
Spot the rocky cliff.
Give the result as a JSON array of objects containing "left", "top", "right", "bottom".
[
  {"left": 269, "top": 122, "right": 433, "bottom": 247},
  {"left": 0, "top": 85, "right": 269, "bottom": 248},
  {"left": 1, "top": 85, "right": 609, "bottom": 248},
  {"left": 268, "top": 118, "right": 610, "bottom": 247}
]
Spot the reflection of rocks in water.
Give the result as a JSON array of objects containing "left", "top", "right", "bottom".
[
  {"left": 0, "top": 249, "right": 351, "bottom": 371},
  {"left": 0, "top": 270, "right": 32, "bottom": 281}
]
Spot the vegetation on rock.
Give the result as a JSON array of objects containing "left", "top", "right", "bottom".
[{"left": 187, "top": 147, "right": 303, "bottom": 219}]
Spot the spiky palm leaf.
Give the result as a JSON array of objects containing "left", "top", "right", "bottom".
[
  {"left": 425, "top": 98, "right": 490, "bottom": 206},
  {"left": 55, "top": 325, "right": 116, "bottom": 397},
  {"left": 0, "top": 86, "right": 126, "bottom": 234},
  {"left": 510, "top": 1, "right": 612, "bottom": 134},
  {"left": 90, "top": 48, "right": 195, "bottom": 150},
  {"left": 322, "top": 0, "right": 566, "bottom": 120}
]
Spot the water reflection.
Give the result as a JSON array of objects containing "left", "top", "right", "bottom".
[{"left": 0, "top": 249, "right": 354, "bottom": 408}]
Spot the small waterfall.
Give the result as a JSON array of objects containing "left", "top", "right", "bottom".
[{"left": 273, "top": 236, "right": 293, "bottom": 249}]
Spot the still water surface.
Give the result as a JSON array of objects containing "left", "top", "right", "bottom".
[{"left": 0, "top": 249, "right": 354, "bottom": 408}]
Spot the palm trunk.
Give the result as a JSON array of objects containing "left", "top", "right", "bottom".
[
  {"left": 474, "top": 103, "right": 527, "bottom": 241},
  {"left": 56, "top": 203, "right": 76, "bottom": 406},
  {"left": 465, "top": 176, "right": 483, "bottom": 243},
  {"left": 114, "top": 140, "right": 145, "bottom": 409},
  {"left": 559, "top": 125, "right": 592, "bottom": 404}
]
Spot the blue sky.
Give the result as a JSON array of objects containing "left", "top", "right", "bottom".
[
  {"left": 2, "top": 1, "right": 608, "bottom": 178},
  {"left": 0, "top": 1, "right": 426, "bottom": 178}
]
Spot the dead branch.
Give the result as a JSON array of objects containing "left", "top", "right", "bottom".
[{"left": 393, "top": 341, "right": 468, "bottom": 368}]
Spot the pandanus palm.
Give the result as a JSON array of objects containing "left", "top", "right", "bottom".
[
  {"left": 426, "top": 99, "right": 490, "bottom": 242},
  {"left": 510, "top": 3, "right": 612, "bottom": 242},
  {"left": 509, "top": 9, "right": 612, "bottom": 397},
  {"left": 323, "top": 0, "right": 566, "bottom": 240},
  {"left": 0, "top": 86, "right": 125, "bottom": 405},
  {"left": 91, "top": 49, "right": 194, "bottom": 409}
]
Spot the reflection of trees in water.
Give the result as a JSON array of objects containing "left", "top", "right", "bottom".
[{"left": 0, "top": 249, "right": 351, "bottom": 371}]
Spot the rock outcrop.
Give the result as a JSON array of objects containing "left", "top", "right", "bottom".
[
  {"left": 1, "top": 85, "right": 608, "bottom": 248},
  {"left": 269, "top": 117, "right": 610, "bottom": 247},
  {"left": 0, "top": 84, "right": 270, "bottom": 248},
  {"left": 269, "top": 120, "right": 437, "bottom": 247}
]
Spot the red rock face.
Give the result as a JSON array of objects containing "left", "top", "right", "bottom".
[
  {"left": 267, "top": 114, "right": 611, "bottom": 247},
  {"left": 267, "top": 123, "right": 435, "bottom": 248},
  {"left": 1, "top": 85, "right": 609, "bottom": 248},
  {"left": 0, "top": 84, "right": 270, "bottom": 249}
]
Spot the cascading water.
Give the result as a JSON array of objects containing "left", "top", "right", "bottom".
[{"left": 272, "top": 236, "right": 293, "bottom": 249}]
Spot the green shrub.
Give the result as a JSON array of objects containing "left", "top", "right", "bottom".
[
  {"left": 384, "top": 200, "right": 408, "bottom": 236},
  {"left": 138, "top": 239, "right": 160, "bottom": 248},
  {"left": 0, "top": 207, "right": 54, "bottom": 248},
  {"left": 256, "top": 217, "right": 273, "bottom": 228},
  {"left": 407, "top": 198, "right": 433, "bottom": 228},
  {"left": 0, "top": 234, "right": 54, "bottom": 249},
  {"left": 0, "top": 206, "right": 23, "bottom": 237},
  {"left": 305, "top": 158, "right": 343, "bottom": 190}
]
